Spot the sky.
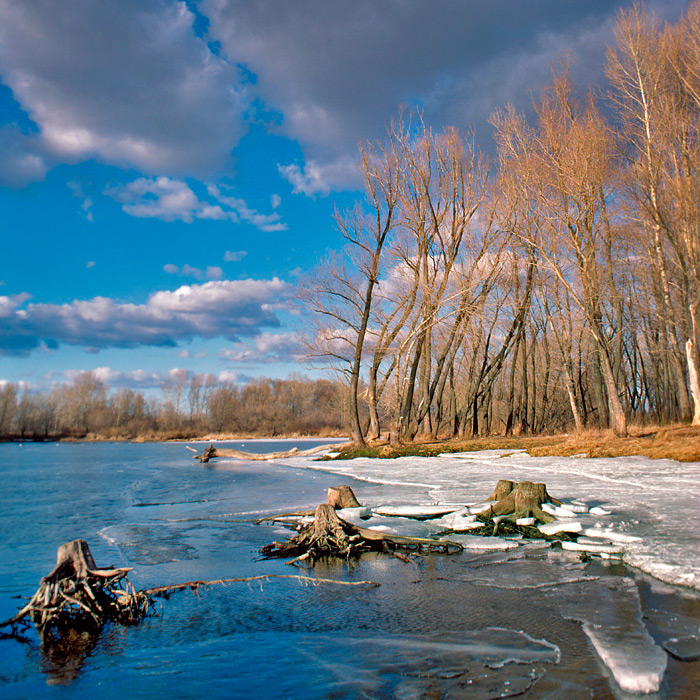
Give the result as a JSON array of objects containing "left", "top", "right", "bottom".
[{"left": 0, "top": 0, "right": 690, "bottom": 394}]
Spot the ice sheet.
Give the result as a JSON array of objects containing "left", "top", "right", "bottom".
[{"left": 287, "top": 450, "right": 700, "bottom": 590}]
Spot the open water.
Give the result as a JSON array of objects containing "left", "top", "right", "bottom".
[{"left": 0, "top": 441, "right": 699, "bottom": 699}]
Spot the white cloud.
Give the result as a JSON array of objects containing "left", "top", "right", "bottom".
[
  {"left": 278, "top": 156, "right": 360, "bottom": 197},
  {"left": 224, "top": 250, "right": 247, "bottom": 262},
  {"left": 0, "top": 292, "right": 31, "bottom": 318},
  {"left": 106, "top": 177, "right": 228, "bottom": 223},
  {"left": 163, "top": 263, "right": 223, "bottom": 281},
  {"left": 0, "top": 278, "right": 294, "bottom": 356},
  {"left": 177, "top": 349, "right": 206, "bottom": 359},
  {"left": 106, "top": 176, "right": 287, "bottom": 231},
  {"left": 221, "top": 332, "right": 305, "bottom": 364},
  {"left": 218, "top": 370, "right": 250, "bottom": 384},
  {"left": 0, "top": 0, "right": 246, "bottom": 177},
  {"left": 208, "top": 184, "right": 287, "bottom": 232}
]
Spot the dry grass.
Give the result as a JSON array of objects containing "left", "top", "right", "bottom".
[{"left": 336, "top": 423, "right": 700, "bottom": 462}]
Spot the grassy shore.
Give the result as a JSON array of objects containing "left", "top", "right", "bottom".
[{"left": 328, "top": 424, "right": 700, "bottom": 462}]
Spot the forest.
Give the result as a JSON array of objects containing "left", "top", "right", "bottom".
[
  {"left": 0, "top": 373, "right": 346, "bottom": 440},
  {"left": 302, "top": 4, "right": 700, "bottom": 446}
]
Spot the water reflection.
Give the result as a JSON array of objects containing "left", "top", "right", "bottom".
[{"left": 40, "top": 627, "right": 100, "bottom": 685}]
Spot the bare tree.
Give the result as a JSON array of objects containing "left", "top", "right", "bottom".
[{"left": 302, "top": 136, "right": 400, "bottom": 446}]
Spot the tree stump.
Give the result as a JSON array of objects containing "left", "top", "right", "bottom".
[
  {"left": 488, "top": 479, "right": 515, "bottom": 501},
  {"left": 313, "top": 504, "right": 351, "bottom": 551},
  {"left": 327, "top": 485, "right": 361, "bottom": 509},
  {"left": 488, "top": 481, "right": 560, "bottom": 524},
  {"left": 44, "top": 539, "right": 98, "bottom": 582},
  {"left": 1, "top": 540, "right": 150, "bottom": 637}
]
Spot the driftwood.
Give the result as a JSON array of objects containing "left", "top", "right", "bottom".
[
  {"left": 188, "top": 442, "right": 345, "bottom": 463},
  {"left": 0, "top": 540, "right": 150, "bottom": 637}
]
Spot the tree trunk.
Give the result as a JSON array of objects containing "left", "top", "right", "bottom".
[
  {"left": 686, "top": 339, "right": 700, "bottom": 426},
  {"left": 598, "top": 345, "right": 628, "bottom": 436}
]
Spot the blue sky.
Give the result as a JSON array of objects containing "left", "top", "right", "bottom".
[{"left": 0, "top": 0, "right": 688, "bottom": 393}]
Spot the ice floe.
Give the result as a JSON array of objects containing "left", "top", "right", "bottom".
[
  {"left": 538, "top": 520, "right": 583, "bottom": 536},
  {"left": 560, "top": 577, "right": 667, "bottom": 694}
]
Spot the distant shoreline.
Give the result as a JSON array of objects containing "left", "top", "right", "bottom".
[
  {"left": 3, "top": 424, "right": 700, "bottom": 462},
  {"left": 0, "top": 432, "right": 347, "bottom": 445}
]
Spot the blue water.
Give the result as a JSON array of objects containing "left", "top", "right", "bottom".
[{"left": 1, "top": 441, "right": 698, "bottom": 699}]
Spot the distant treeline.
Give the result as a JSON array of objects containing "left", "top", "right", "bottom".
[{"left": 0, "top": 373, "right": 347, "bottom": 441}]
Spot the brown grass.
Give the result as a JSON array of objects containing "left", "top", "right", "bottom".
[{"left": 335, "top": 423, "right": 700, "bottom": 462}]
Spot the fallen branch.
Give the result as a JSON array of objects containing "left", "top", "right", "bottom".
[
  {"left": 141, "top": 574, "right": 379, "bottom": 597},
  {"left": 189, "top": 443, "right": 345, "bottom": 463}
]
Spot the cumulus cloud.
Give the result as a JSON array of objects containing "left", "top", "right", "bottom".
[
  {"left": 163, "top": 263, "right": 223, "bottom": 280},
  {"left": 0, "top": 0, "right": 246, "bottom": 177},
  {"left": 0, "top": 278, "right": 293, "bottom": 356},
  {"left": 105, "top": 177, "right": 228, "bottom": 223},
  {"left": 218, "top": 370, "right": 252, "bottom": 384},
  {"left": 221, "top": 332, "right": 306, "bottom": 364}
]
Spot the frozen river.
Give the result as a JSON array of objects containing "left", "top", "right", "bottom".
[{"left": 0, "top": 441, "right": 699, "bottom": 698}]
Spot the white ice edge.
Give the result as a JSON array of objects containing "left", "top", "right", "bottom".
[{"left": 583, "top": 621, "right": 667, "bottom": 693}]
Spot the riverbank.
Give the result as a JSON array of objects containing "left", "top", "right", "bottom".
[
  {"left": 5, "top": 423, "right": 700, "bottom": 462},
  {"left": 330, "top": 423, "right": 700, "bottom": 462}
]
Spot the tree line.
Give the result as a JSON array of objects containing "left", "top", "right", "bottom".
[
  {"left": 303, "top": 3, "right": 700, "bottom": 446},
  {"left": 0, "top": 373, "right": 346, "bottom": 440}
]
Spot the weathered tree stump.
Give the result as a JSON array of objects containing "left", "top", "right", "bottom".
[
  {"left": 45, "top": 539, "right": 98, "bottom": 582},
  {"left": 0, "top": 540, "right": 151, "bottom": 638},
  {"left": 327, "top": 485, "right": 361, "bottom": 509},
  {"left": 261, "top": 490, "right": 463, "bottom": 563},
  {"left": 487, "top": 481, "right": 560, "bottom": 526},
  {"left": 488, "top": 479, "right": 516, "bottom": 502}
]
